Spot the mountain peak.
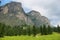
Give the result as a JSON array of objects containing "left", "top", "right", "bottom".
[
  {"left": 29, "top": 10, "right": 40, "bottom": 14},
  {"left": 28, "top": 10, "right": 41, "bottom": 17}
]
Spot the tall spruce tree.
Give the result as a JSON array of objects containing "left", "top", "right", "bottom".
[
  {"left": 32, "top": 25, "right": 36, "bottom": 36},
  {"left": 27, "top": 26, "right": 31, "bottom": 36},
  {"left": 7, "top": 26, "right": 14, "bottom": 36},
  {"left": 47, "top": 25, "right": 52, "bottom": 34},
  {"left": 18, "top": 26, "right": 22, "bottom": 35},
  {"left": 20, "top": 26, "right": 23, "bottom": 35},
  {"left": 0, "top": 23, "right": 5, "bottom": 37},
  {"left": 43, "top": 24, "right": 47, "bottom": 35},
  {"left": 57, "top": 25, "right": 60, "bottom": 33},
  {"left": 40, "top": 25, "right": 44, "bottom": 35}
]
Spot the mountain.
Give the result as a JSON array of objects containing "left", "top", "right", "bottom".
[
  {"left": 0, "top": 2, "right": 50, "bottom": 26},
  {"left": 27, "top": 10, "right": 50, "bottom": 27}
]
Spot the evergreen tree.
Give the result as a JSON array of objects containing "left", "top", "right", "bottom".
[
  {"left": 43, "top": 24, "right": 47, "bottom": 35},
  {"left": 21, "top": 24, "right": 27, "bottom": 35},
  {"left": 0, "top": 23, "right": 5, "bottom": 37},
  {"left": 53, "top": 27, "right": 57, "bottom": 32},
  {"left": 20, "top": 26, "right": 23, "bottom": 35},
  {"left": 6, "top": 26, "right": 14, "bottom": 36},
  {"left": 17, "top": 26, "right": 21, "bottom": 35},
  {"left": 32, "top": 25, "right": 36, "bottom": 36},
  {"left": 27, "top": 26, "right": 31, "bottom": 36},
  {"left": 4, "top": 25, "right": 12, "bottom": 36},
  {"left": 57, "top": 25, "right": 60, "bottom": 33},
  {"left": 40, "top": 25, "right": 44, "bottom": 35},
  {"left": 22, "top": 27, "right": 27, "bottom": 35},
  {"left": 47, "top": 25, "right": 52, "bottom": 34}
]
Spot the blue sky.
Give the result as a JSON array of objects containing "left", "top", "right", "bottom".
[
  {"left": 0, "top": 0, "right": 11, "bottom": 6},
  {"left": 0, "top": 0, "right": 60, "bottom": 26}
]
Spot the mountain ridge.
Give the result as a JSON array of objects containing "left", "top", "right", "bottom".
[{"left": 0, "top": 1, "right": 50, "bottom": 26}]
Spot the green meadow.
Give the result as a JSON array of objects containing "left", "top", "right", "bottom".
[{"left": 0, "top": 33, "right": 60, "bottom": 40}]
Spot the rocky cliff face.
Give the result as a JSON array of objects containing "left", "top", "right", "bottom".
[
  {"left": 27, "top": 10, "right": 50, "bottom": 26},
  {"left": 0, "top": 2, "right": 33, "bottom": 26},
  {"left": 0, "top": 2, "right": 50, "bottom": 26}
]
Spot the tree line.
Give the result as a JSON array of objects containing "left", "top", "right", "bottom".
[{"left": 0, "top": 23, "right": 60, "bottom": 37}]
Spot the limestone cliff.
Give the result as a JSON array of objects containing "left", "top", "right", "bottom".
[{"left": 0, "top": 2, "right": 50, "bottom": 26}]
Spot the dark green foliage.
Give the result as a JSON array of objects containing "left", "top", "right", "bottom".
[
  {"left": 0, "top": 23, "right": 5, "bottom": 37},
  {"left": 47, "top": 25, "right": 52, "bottom": 34},
  {"left": 20, "top": 26, "right": 23, "bottom": 35},
  {"left": 4, "top": 26, "right": 11, "bottom": 36},
  {"left": 32, "top": 25, "right": 36, "bottom": 36},
  {"left": 40, "top": 25, "right": 44, "bottom": 35},
  {"left": 23, "top": 28, "right": 27, "bottom": 35},
  {"left": 5, "top": 26, "right": 14, "bottom": 36},
  {"left": 13, "top": 26, "right": 20, "bottom": 36},
  {"left": 40, "top": 25, "right": 53, "bottom": 35},
  {"left": 53, "top": 27, "right": 57, "bottom": 32},
  {"left": 52, "top": 25, "right": 60, "bottom": 33},
  {"left": 57, "top": 25, "right": 60, "bottom": 33},
  {"left": 42, "top": 24, "right": 48, "bottom": 35},
  {"left": 27, "top": 26, "right": 31, "bottom": 36},
  {"left": 0, "top": 22, "right": 60, "bottom": 37}
]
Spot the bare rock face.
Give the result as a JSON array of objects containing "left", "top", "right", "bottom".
[
  {"left": 0, "top": 2, "right": 33, "bottom": 26},
  {"left": 27, "top": 10, "right": 42, "bottom": 26},
  {"left": 27, "top": 10, "right": 50, "bottom": 26},
  {"left": 41, "top": 16, "right": 50, "bottom": 25},
  {"left": 0, "top": 2, "right": 50, "bottom": 26}
]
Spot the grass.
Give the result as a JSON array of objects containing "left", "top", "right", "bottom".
[{"left": 0, "top": 33, "right": 60, "bottom": 40}]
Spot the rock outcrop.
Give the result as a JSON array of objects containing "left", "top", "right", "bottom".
[
  {"left": 27, "top": 10, "right": 50, "bottom": 26},
  {"left": 0, "top": 2, "right": 50, "bottom": 26}
]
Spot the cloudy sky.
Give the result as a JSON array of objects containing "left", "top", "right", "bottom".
[{"left": 0, "top": 0, "right": 60, "bottom": 26}]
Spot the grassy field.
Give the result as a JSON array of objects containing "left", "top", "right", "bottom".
[{"left": 0, "top": 33, "right": 60, "bottom": 40}]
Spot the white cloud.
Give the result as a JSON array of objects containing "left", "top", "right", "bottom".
[{"left": 57, "top": 22, "right": 60, "bottom": 26}]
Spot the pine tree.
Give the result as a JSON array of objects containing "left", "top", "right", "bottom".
[
  {"left": 32, "top": 25, "right": 36, "bottom": 36},
  {"left": 47, "top": 25, "right": 52, "bottom": 34},
  {"left": 53, "top": 27, "right": 57, "bottom": 32},
  {"left": 57, "top": 25, "right": 60, "bottom": 33},
  {"left": 20, "top": 26, "right": 23, "bottom": 35},
  {"left": 18, "top": 26, "right": 22, "bottom": 35},
  {"left": 7, "top": 26, "right": 13, "bottom": 36},
  {"left": 40, "top": 25, "right": 43, "bottom": 35},
  {"left": 43, "top": 24, "right": 47, "bottom": 35},
  {"left": 22, "top": 27, "right": 27, "bottom": 35},
  {"left": 27, "top": 26, "right": 31, "bottom": 36},
  {"left": 0, "top": 23, "right": 5, "bottom": 37}
]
